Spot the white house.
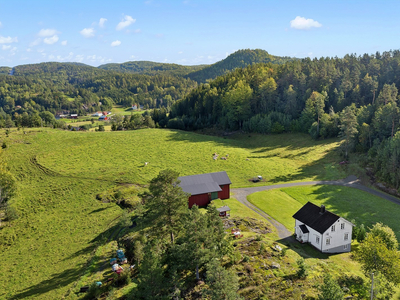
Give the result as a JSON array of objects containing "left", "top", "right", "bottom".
[
  {"left": 92, "top": 111, "right": 103, "bottom": 117},
  {"left": 292, "top": 202, "right": 353, "bottom": 253}
]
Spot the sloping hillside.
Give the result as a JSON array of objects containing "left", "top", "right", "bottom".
[{"left": 186, "top": 49, "right": 297, "bottom": 83}]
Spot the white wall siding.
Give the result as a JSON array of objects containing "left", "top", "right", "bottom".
[{"left": 321, "top": 217, "right": 353, "bottom": 253}]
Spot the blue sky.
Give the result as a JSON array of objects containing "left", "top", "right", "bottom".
[{"left": 1, "top": 0, "right": 400, "bottom": 67}]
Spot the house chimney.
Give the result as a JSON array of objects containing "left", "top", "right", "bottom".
[{"left": 320, "top": 205, "right": 325, "bottom": 214}]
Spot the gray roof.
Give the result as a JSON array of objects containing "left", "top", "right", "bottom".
[
  {"left": 178, "top": 171, "right": 231, "bottom": 196},
  {"left": 217, "top": 206, "right": 231, "bottom": 212}
]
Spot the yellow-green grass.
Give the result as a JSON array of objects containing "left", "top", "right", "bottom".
[
  {"left": 283, "top": 185, "right": 400, "bottom": 240},
  {"left": 248, "top": 185, "right": 400, "bottom": 239},
  {"left": 111, "top": 105, "right": 145, "bottom": 116},
  {"left": 0, "top": 128, "right": 344, "bottom": 299},
  {"left": 248, "top": 189, "right": 302, "bottom": 231},
  {"left": 213, "top": 198, "right": 279, "bottom": 239},
  {"left": 23, "top": 129, "right": 344, "bottom": 189}
]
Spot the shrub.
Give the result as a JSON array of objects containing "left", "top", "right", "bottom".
[
  {"left": 83, "top": 282, "right": 102, "bottom": 300},
  {"left": 296, "top": 258, "right": 308, "bottom": 278},
  {"left": 5, "top": 204, "right": 18, "bottom": 221}
]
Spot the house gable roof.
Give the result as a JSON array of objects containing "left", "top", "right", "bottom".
[
  {"left": 178, "top": 171, "right": 231, "bottom": 196},
  {"left": 292, "top": 202, "right": 340, "bottom": 234}
]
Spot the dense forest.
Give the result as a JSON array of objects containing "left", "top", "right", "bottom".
[
  {"left": 0, "top": 62, "right": 197, "bottom": 126},
  {"left": 186, "top": 49, "right": 296, "bottom": 83},
  {"left": 170, "top": 50, "right": 400, "bottom": 188},
  {"left": 98, "top": 61, "right": 206, "bottom": 77}
]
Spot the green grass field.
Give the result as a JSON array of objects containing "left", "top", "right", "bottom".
[
  {"left": 248, "top": 185, "right": 400, "bottom": 239},
  {"left": 0, "top": 128, "right": 346, "bottom": 299},
  {"left": 28, "top": 129, "right": 344, "bottom": 188}
]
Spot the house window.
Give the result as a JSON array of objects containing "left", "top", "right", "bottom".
[
  {"left": 331, "top": 225, "right": 335, "bottom": 232},
  {"left": 316, "top": 236, "right": 320, "bottom": 244},
  {"left": 344, "top": 233, "right": 349, "bottom": 241},
  {"left": 341, "top": 223, "right": 345, "bottom": 230},
  {"left": 326, "top": 238, "right": 330, "bottom": 245},
  {"left": 344, "top": 244, "right": 348, "bottom": 250}
]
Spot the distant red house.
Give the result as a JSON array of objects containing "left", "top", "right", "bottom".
[{"left": 178, "top": 171, "right": 231, "bottom": 208}]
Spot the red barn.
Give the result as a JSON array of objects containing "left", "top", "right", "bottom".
[{"left": 178, "top": 171, "right": 231, "bottom": 208}]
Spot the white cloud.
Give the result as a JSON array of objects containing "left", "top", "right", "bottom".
[
  {"left": 111, "top": 40, "right": 121, "bottom": 47},
  {"left": 178, "top": 51, "right": 183, "bottom": 54},
  {"left": 61, "top": 40, "right": 67, "bottom": 46},
  {"left": 30, "top": 38, "right": 41, "bottom": 47},
  {"left": 80, "top": 28, "right": 95, "bottom": 38},
  {"left": 0, "top": 36, "right": 18, "bottom": 44},
  {"left": 38, "top": 29, "right": 58, "bottom": 37},
  {"left": 26, "top": 48, "right": 32, "bottom": 52},
  {"left": 75, "top": 54, "right": 84, "bottom": 62},
  {"left": 290, "top": 16, "right": 322, "bottom": 30},
  {"left": 134, "top": 29, "right": 141, "bottom": 33},
  {"left": 99, "top": 18, "right": 107, "bottom": 28},
  {"left": 44, "top": 35, "right": 59, "bottom": 44},
  {"left": 2, "top": 45, "right": 11, "bottom": 50},
  {"left": 0, "top": 21, "right": 2, "bottom": 28},
  {"left": 116, "top": 15, "right": 136, "bottom": 30}
]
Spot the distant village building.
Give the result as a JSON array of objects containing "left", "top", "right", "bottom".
[
  {"left": 70, "top": 114, "right": 78, "bottom": 119},
  {"left": 178, "top": 171, "right": 231, "bottom": 208},
  {"left": 292, "top": 202, "right": 354, "bottom": 253},
  {"left": 92, "top": 112, "right": 103, "bottom": 117}
]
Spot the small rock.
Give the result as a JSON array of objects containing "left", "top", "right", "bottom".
[{"left": 271, "top": 262, "right": 280, "bottom": 269}]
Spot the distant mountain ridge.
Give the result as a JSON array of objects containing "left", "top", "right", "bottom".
[
  {"left": 3, "top": 49, "right": 296, "bottom": 82},
  {"left": 185, "top": 49, "right": 298, "bottom": 83},
  {"left": 98, "top": 61, "right": 206, "bottom": 77}
]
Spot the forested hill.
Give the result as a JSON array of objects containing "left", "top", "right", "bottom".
[
  {"left": 0, "top": 61, "right": 197, "bottom": 120},
  {"left": 170, "top": 50, "right": 400, "bottom": 188},
  {"left": 185, "top": 49, "right": 297, "bottom": 83},
  {"left": 98, "top": 61, "right": 206, "bottom": 77}
]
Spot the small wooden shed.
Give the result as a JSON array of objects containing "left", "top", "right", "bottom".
[{"left": 217, "top": 206, "right": 231, "bottom": 217}]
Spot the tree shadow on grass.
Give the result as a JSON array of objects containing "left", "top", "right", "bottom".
[
  {"left": 8, "top": 267, "right": 82, "bottom": 300},
  {"left": 165, "top": 130, "right": 342, "bottom": 183}
]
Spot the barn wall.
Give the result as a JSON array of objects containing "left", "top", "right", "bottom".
[
  {"left": 188, "top": 193, "right": 210, "bottom": 208},
  {"left": 218, "top": 185, "right": 230, "bottom": 199}
]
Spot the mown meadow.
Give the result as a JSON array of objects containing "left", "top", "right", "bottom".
[
  {"left": 248, "top": 185, "right": 400, "bottom": 240},
  {"left": 0, "top": 128, "right": 346, "bottom": 299}
]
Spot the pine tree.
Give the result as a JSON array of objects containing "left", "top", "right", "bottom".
[
  {"left": 141, "top": 169, "right": 189, "bottom": 244},
  {"left": 203, "top": 259, "right": 243, "bottom": 300},
  {"left": 339, "top": 106, "right": 358, "bottom": 158}
]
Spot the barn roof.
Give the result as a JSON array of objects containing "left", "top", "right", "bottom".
[
  {"left": 178, "top": 171, "right": 231, "bottom": 196},
  {"left": 292, "top": 202, "right": 340, "bottom": 234}
]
